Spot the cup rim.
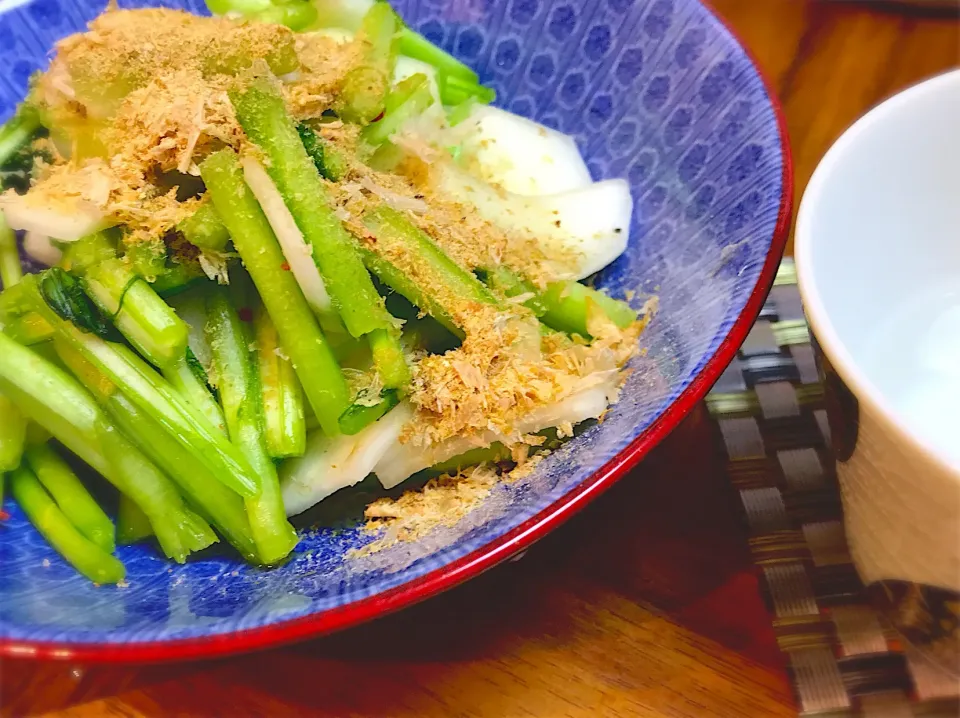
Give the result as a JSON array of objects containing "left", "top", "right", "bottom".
[{"left": 795, "top": 68, "right": 960, "bottom": 476}]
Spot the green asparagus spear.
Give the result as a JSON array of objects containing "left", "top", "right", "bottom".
[
  {"left": 25, "top": 443, "right": 115, "bottom": 553},
  {"left": 207, "top": 286, "right": 298, "bottom": 564},
  {"left": 254, "top": 303, "right": 306, "bottom": 459},
  {"left": 10, "top": 464, "right": 125, "bottom": 584},
  {"left": 200, "top": 148, "right": 350, "bottom": 436},
  {"left": 0, "top": 332, "right": 215, "bottom": 562}
]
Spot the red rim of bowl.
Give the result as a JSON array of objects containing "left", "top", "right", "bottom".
[{"left": 0, "top": 2, "right": 794, "bottom": 663}]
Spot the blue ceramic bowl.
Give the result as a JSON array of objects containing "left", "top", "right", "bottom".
[{"left": 0, "top": 0, "right": 791, "bottom": 661}]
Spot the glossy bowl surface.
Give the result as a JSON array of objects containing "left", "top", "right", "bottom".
[{"left": 0, "top": 0, "right": 791, "bottom": 661}]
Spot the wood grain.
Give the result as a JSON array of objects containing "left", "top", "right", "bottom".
[{"left": 2, "top": 3, "right": 958, "bottom": 717}]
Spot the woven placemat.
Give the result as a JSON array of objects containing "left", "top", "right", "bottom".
[{"left": 706, "top": 259, "right": 960, "bottom": 717}]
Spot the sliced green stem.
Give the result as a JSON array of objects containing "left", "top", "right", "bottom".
[
  {"left": 232, "top": 79, "right": 396, "bottom": 339},
  {"left": 361, "top": 73, "right": 435, "bottom": 148},
  {"left": 22, "top": 272, "right": 260, "bottom": 498},
  {"left": 297, "top": 123, "right": 348, "bottom": 181},
  {"left": 0, "top": 392, "right": 27, "bottom": 473},
  {"left": 368, "top": 328, "right": 409, "bottom": 390},
  {"left": 178, "top": 201, "right": 231, "bottom": 252},
  {"left": 10, "top": 465, "right": 125, "bottom": 584},
  {"left": 25, "top": 442, "right": 115, "bottom": 553},
  {"left": 58, "top": 232, "right": 118, "bottom": 277},
  {"left": 84, "top": 258, "right": 189, "bottom": 368},
  {"left": 0, "top": 332, "right": 214, "bottom": 562},
  {"left": 337, "top": 3, "right": 399, "bottom": 123},
  {"left": 0, "top": 215, "right": 22, "bottom": 289},
  {"left": 396, "top": 27, "right": 478, "bottom": 85},
  {"left": 485, "top": 266, "right": 637, "bottom": 338},
  {"left": 254, "top": 303, "right": 306, "bottom": 459},
  {"left": 58, "top": 342, "right": 258, "bottom": 562},
  {"left": 360, "top": 205, "right": 500, "bottom": 332},
  {"left": 117, "top": 494, "right": 153, "bottom": 545},
  {"left": 339, "top": 389, "right": 398, "bottom": 435},
  {"left": 200, "top": 149, "right": 350, "bottom": 436},
  {"left": 163, "top": 350, "right": 227, "bottom": 436},
  {"left": 0, "top": 104, "right": 41, "bottom": 168},
  {"left": 207, "top": 286, "right": 298, "bottom": 564}
]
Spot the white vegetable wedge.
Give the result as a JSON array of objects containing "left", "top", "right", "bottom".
[
  {"left": 374, "top": 384, "right": 615, "bottom": 490},
  {"left": 432, "top": 160, "right": 632, "bottom": 280},
  {"left": 449, "top": 105, "right": 593, "bottom": 196},
  {"left": 280, "top": 402, "right": 412, "bottom": 516},
  {"left": 0, "top": 197, "right": 110, "bottom": 242}
]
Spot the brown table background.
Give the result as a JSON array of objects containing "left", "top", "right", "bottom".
[{"left": 2, "top": 2, "right": 958, "bottom": 716}]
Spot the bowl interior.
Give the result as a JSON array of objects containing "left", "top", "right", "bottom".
[
  {"left": 0, "top": 0, "right": 787, "bottom": 655},
  {"left": 797, "top": 70, "right": 960, "bottom": 469}
]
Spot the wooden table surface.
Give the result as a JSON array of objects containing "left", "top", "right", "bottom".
[{"left": 2, "top": 3, "right": 958, "bottom": 717}]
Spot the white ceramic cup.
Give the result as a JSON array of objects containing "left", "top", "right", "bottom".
[{"left": 796, "top": 69, "right": 960, "bottom": 672}]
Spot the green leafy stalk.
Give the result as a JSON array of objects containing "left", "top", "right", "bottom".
[
  {"left": 3, "top": 311, "right": 54, "bottom": 345},
  {"left": 178, "top": 201, "right": 231, "bottom": 252},
  {"left": 0, "top": 214, "right": 22, "bottom": 289},
  {"left": 339, "top": 389, "right": 398, "bottom": 435},
  {"left": 254, "top": 303, "right": 306, "bottom": 459},
  {"left": 59, "top": 232, "right": 118, "bottom": 277},
  {"left": 360, "top": 205, "right": 501, "bottom": 332},
  {"left": 0, "top": 392, "right": 27, "bottom": 473},
  {"left": 83, "top": 258, "right": 190, "bottom": 368},
  {"left": 57, "top": 341, "right": 258, "bottom": 562},
  {"left": 232, "top": 79, "right": 396, "bottom": 340},
  {"left": 123, "top": 237, "right": 167, "bottom": 281},
  {"left": 207, "top": 286, "right": 298, "bottom": 564},
  {"left": 0, "top": 105, "right": 41, "bottom": 168},
  {"left": 10, "top": 464, "right": 125, "bottom": 584},
  {"left": 0, "top": 332, "right": 214, "bottom": 562},
  {"left": 117, "top": 494, "right": 153, "bottom": 545},
  {"left": 163, "top": 349, "right": 227, "bottom": 436},
  {"left": 297, "top": 123, "right": 347, "bottom": 181},
  {"left": 485, "top": 266, "right": 637, "bottom": 337},
  {"left": 396, "top": 27, "right": 479, "bottom": 85},
  {"left": 25, "top": 442, "right": 115, "bottom": 553},
  {"left": 360, "top": 73, "right": 435, "bottom": 148},
  {"left": 337, "top": 3, "right": 399, "bottom": 123},
  {"left": 440, "top": 73, "right": 496, "bottom": 107},
  {"left": 368, "top": 327, "right": 409, "bottom": 390},
  {"left": 201, "top": 149, "right": 350, "bottom": 436},
  {"left": 22, "top": 272, "right": 261, "bottom": 498}
]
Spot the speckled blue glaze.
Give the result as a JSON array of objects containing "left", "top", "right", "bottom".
[{"left": 0, "top": 0, "right": 786, "bottom": 649}]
